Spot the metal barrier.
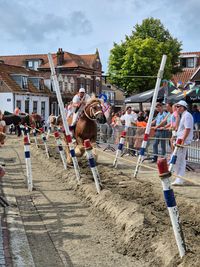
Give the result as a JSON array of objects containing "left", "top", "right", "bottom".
[{"left": 97, "top": 125, "right": 200, "bottom": 164}]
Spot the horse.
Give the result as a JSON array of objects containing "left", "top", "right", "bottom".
[
  {"left": 3, "top": 112, "right": 43, "bottom": 136},
  {"left": 56, "top": 96, "right": 106, "bottom": 164}
]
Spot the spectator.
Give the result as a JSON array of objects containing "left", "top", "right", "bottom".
[
  {"left": 171, "top": 100, "right": 194, "bottom": 186},
  {"left": 13, "top": 106, "right": 21, "bottom": 116},
  {"left": 0, "top": 110, "right": 6, "bottom": 146},
  {"left": 151, "top": 103, "right": 168, "bottom": 163},
  {"left": 120, "top": 106, "right": 137, "bottom": 156},
  {"left": 192, "top": 104, "right": 200, "bottom": 141}
]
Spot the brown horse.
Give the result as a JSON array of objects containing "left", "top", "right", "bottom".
[{"left": 61, "top": 97, "right": 106, "bottom": 163}]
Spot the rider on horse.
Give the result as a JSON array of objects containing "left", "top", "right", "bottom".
[{"left": 70, "top": 88, "right": 90, "bottom": 131}]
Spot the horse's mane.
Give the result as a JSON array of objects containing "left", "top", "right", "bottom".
[{"left": 85, "top": 94, "right": 101, "bottom": 107}]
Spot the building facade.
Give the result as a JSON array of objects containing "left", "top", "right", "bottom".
[{"left": 0, "top": 48, "right": 103, "bottom": 116}]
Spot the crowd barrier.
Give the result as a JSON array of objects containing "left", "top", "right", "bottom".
[{"left": 97, "top": 124, "right": 200, "bottom": 164}]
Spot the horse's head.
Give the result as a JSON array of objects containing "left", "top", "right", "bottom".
[
  {"left": 84, "top": 98, "right": 106, "bottom": 124},
  {"left": 30, "top": 113, "right": 43, "bottom": 128}
]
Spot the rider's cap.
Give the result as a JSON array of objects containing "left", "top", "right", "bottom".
[{"left": 79, "top": 88, "right": 85, "bottom": 93}]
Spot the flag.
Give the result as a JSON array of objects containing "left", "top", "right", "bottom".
[
  {"left": 177, "top": 80, "right": 183, "bottom": 89},
  {"left": 169, "top": 80, "right": 175, "bottom": 87}
]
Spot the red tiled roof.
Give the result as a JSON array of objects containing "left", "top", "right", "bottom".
[
  {"left": 180, "top": 51, "right": 200, "bottom": 56},
  {"left": 172, "top": 68, "right": 199, "bottom": 85},
  {"left": 172, "top": 51, "right": 200, "bottom": 86},
  {"left": 0, "top": 63, "right": 51, "bottom": 95},
  {"left": 0, "top": 51, "right": 98, "bottom": 70},
  {"left": 0, "top": 54, "right": 48, "bottom": 68}
]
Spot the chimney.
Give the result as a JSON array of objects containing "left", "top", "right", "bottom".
[{"left": 57, "top": 48, "right": 64, "bottom": 66}]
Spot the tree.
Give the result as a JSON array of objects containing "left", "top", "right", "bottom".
[{"left": 107, "top": 18, "right": 182, "bottom": 95}]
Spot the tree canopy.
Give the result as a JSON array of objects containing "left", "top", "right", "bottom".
[{"left": 107, "top": 18, "right": 182, "bottom": 95}]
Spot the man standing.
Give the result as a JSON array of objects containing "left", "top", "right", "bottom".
[
  {"left": 171, "top": 100, "right": 194, "bottom": 186},
  {"left": 71, "top": 88, "right": 90, "bottom": 127},
  {"left": 120, "top": 106, "right": 137, "bottom": 155},
  {"left": 151, "top": 103, "right": 168, "bottom": 162}
]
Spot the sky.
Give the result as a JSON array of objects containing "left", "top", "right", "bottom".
[{"left": 1, "top": 0, "right": 200, "bottom": 72}]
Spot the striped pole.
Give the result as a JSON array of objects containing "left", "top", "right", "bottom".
[
  {"left": 23, "top": 136, "right": 33, "bottom": 191},
  {"left": 48, "top": 53, "right": 81, "bottom": 182},
  {"left": 20, "top": 124, "right": 25, "bottom": 137},
  {"left": 169, "top": 139, "right": 182, "bottom": 172},
  {"left": 24, "top": 123, "right": 30, "bottom": 143},
  {"left": 134, "top": 55, "right": 167, "bottom": 178},
  {"left": 65, "top": 134, "right": 80, "bottom": 182},
  {"left": 40, "top": 128, "right": 50, "bottom": 158},
  {"left": 84, "top": 139, "right": 102, "bottom": 194},
  {"left": 31, "top": 124, "right": 38, "bottom": 148},
  {"left": 54, "top": 131, "right": 67, "bottom": 170},
  {"left": 157, "top": 158, "right": 186, "bottom": 258},
  {"left": 46, "top": 126, "right": 52, "bottom": 140},
  {"left": 113, "top": 131, "right": 126, "bottom": 168}
]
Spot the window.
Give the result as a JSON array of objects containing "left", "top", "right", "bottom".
[
  {"left": 28, "top": 61, "right": 33, "bottom": 68},
  {"left": 41, "top": 101, "right": 45, "bottom": 119},
  {"left": 187, "top": 58, "right": 194, "bottom": 68},
  {"left": 69, "top": 77, "right": 74, "bottom": 93},
  {"left": 25, "top": 100, "right": 29, "bottom": 113},
  {"left": 22, "top": 76, "right": 28, "bottom": 89},
  {"left": 86, "top": 79, "right": 90, "bottom": 93},
  {"left": 58, "top": 74, "right": 63, "bottom": 92},
  {"left": 33, "top": 101, "right": 38, "bottom": 113},
  {"left": 64, "top": 76, "right": 68, "bottom": 92},
  {"left": 39, "top": 79, "right": 45, "bottom": 90},
  {"left": 27, "top": 60, "right": 40, "bottom": 70},
  {"left": 16, "top": 100, "right": 21, "bottom": 110},
  {"left": 80, "top": 77, "right": 85, "bottom": 89},
  {"left": 180, "top": 57, "right": 195, "bottom": 68}
]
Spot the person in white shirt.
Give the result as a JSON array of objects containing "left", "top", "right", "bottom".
[
  {"left": 120, "top": 106, "right": 137, "bottom": 155},
  {"left": 171, "top": 100, "right": 194, "bottom": 186},
  {"left": 71, "top": 88, "right": 90, "bottom": 127}
]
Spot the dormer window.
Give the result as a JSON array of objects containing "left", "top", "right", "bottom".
[
  {"left": 26, "top": 60, "right": 40, "bottom": 70},
  {"left": 22, "top": 76, "right": 28, "bottom": 89},
  {"left": 29, "top": 77, "right": 45, "bottom": 90},
  {"left": 11, "top": 74, "right": 28, "bottom": 90},
  {"left": 180, "top": 54, "right": 198, "bottom": 68}
]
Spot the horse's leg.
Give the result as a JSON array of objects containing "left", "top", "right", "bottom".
[
  {"left": 75, "top": 137, "right": 85, "bottom": 157},
  {"left": 64, "top": 142, "right": 72, "bottom": 165}
]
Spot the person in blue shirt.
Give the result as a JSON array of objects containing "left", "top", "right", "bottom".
[
  {"left": 151, "top": 103, "right": 168, "bottom": 163},
  {"left": 192, "top": 104, "right": 200, "bottom": 141}
]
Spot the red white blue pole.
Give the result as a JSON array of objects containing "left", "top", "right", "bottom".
[
  {"left": 24, "top": 123, "right": 30, "bottom": 143},
  {"left": 46, "top": 126, "right": 52, "bottom": 140},
  {"left": 134, "top": 55, "right": 167, "bottom": 178},
  {"left": 113, "top": 131, "right": 126, "bottom": 168},
  {"left": 31, "top": 124, "right": 38, "bottom": 148},
  {"left": 24, "top": 136, "right": 33, "bottom": 191},
  {"left": 65, "top": 134, "right": 80, "bottom": 182},
  {"left": 84, "top": 139, "right": 102, "bottom": 194},
  {"left": 169, "top": 139, "right": 182, "bottom": 172},
  {"left": 48, "top": 53, "right": 80, "bottom": 182},
  {"left": 40, "top": 127, "right": 50, "bottom": 158},
  {"left": 20, "top": 124, "right": 25, "bottom": 137},
  {"left": 54, "top": 131, "right": 67, "bottom": 170},
  {"left": 157, "top": 158, "right": 186, "bottom": 258}
]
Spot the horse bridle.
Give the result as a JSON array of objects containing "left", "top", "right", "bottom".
[{"left": 83, "top": 101, "right": 103, "bottom": 121}]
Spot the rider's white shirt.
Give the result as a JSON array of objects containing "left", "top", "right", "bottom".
[
  {"left": 72, "top": 94, "right": 91, "bottom": 112},
  {"left": 177, "top": 110, "right": 194, "bottom": 144}
]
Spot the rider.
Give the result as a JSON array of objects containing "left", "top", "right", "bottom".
[{"left": 70, "top": 88, "right": 90, "bottom": 129}]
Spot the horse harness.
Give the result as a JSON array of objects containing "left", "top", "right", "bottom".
[{"left": 83, "top": 101, "right": 103, "bottom": 121}]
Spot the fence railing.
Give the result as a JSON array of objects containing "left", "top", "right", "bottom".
[{"left": 97, "top": 125, "right": 200, "bottom": 164}]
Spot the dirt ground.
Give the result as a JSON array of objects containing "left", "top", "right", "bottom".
[{"left": 1, "top": 134, "right": 200, "bottom": 267}]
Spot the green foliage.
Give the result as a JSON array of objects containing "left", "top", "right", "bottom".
[{"left": 107, "top": 18, "right": 182, "bottom": 95}]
